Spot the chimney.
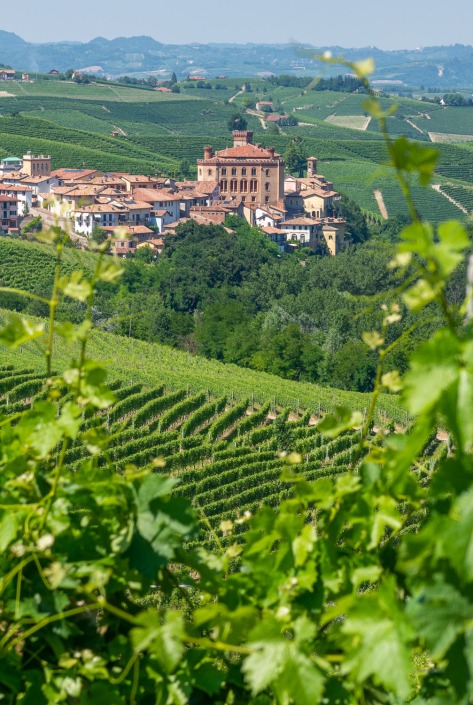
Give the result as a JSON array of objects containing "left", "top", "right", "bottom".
[
  {"left": 204, "top": 145, "right": 213, "bottom": 159},
  {"left": 233, "top": 130, "right": 253, "bottom": 147}
]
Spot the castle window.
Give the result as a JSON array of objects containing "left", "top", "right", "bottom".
[
  {"left": 251, "top": 196, "right": 256, "bottom": 202},
  {"left": 207, "top": 169, "right": 212, "bottom": 175},
  {"left": 250, "top": 179, "right": 257, "bottom": 193},
  {"left": 220, "top": 179, "right": 228, "bottom": 191},
  {"left": 265, "top": 196, "right": 269, "bottom": 203},
  {"left": 265, "top": 169, "right": 270, "bottom": 176},
  {"left": 240, "top": 179, "right": 248, "bottom": 192},
  {"left": 265, "top": 182, "right": 270, "bottom": 191},
  {"left": 230, "top": 179, "right": 238, "bottom": 192},
  {"left": 221, "top": 168, "right": 227, "bottom": 176},
  {"left": 242, "top": 167, "right": 247, "bottom": 176},
  {"left": 231, "top": 167, "right": 237, "bottom": 176},
  {"left": 251, "top": 167, "right": 257, "bottom": 176}
]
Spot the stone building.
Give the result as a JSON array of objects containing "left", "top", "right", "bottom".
[{"left": 197, "top": 131, "right": 284, "bottom": 205}]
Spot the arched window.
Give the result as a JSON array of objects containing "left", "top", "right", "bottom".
[
  {"left": 265, "top": 182, "right": 270, "bottom": 191},
  {"left": 242, "top": 167, "right": 247, "bottom": 176},
  {"left": 220, "top": 180, "right": 228, "bottom": 191},
  {"left": 265, "top": 169, "right": 270, "bottom": 176},
  {"left": 240, "top": 179, "right": 248, "bottom": 192},
  {"left": 207, "top": 169, "right": 212, "bottom": 175},
  {"left": 251, "top": 167, "right": 257, "bottom": 176},
  {"left": 231, "top": 167, "right": 237, "bottom": 176},
  {"left": 230, "top": 179, "right": 238, "bottom": 192},
  {"left": 221, "top": 168, "right": 227, "bottom": 176},
  {"left": 250, "top": 179, "right": 258, "bottom": 193}
]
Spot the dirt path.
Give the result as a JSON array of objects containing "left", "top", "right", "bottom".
[
  {"left": 229, "top": 89, "right": 243, "bottom": 104},
  {"left": 432, "top": 183, "right": 468, "bottom": 214},
  {"left": 374, "top": 189, "right": 388, "bottom": 219},
  {"left": 112, "top": 125, "right": 128, "bottom": 136},
  {"left": 362, "top": 116, "right": 371, "bottom": 130},
  {"left": 405, "top": 118, "right": 424, "bottom": 134},
  {"left": 246, "top": 109, "right": 267, "bottom": 129}
]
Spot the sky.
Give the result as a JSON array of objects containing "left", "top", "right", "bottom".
[{"left": 1, "top": 0, "right": 472, "bottom": 49}]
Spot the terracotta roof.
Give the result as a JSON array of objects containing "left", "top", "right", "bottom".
[
  {"left": 282, "top": 217, "right": 320, "bottom": 226},
  {"left": 0, "top": 184, "right": 32, "bottom": 192},
  {"left": 103, "top": 225, "right": 153, "bottom": 236},
  {"left": 301, "top": 188, "right": 338, "bottom": 199},
  {"left": 123, "top": 201, "right": 153, "bottom": 210},
  {"left": 51, "top": 168, "right": 98, "bottom": 180},
  {"left": 209, "top": 144, "right": 280, "bottom": 160},
  {"left": 75, "top": 204, "right": 127, "bottom": 214},
  {"left": 260, "top": 226, "right": 283, "bottom": 235},
  {"left": 133, "top": 188, "right": 181, "bottom": 203},
  {"left": 0, "top": 195, "right": 18, "bottom": 202}
]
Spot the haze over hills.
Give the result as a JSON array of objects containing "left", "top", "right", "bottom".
[{"left": 2, "top": 29, "right": 473, "bottom": 86}]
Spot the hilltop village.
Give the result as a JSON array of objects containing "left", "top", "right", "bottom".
[{"left": 0, "top": 131, "right": 347, "bottom": 256}]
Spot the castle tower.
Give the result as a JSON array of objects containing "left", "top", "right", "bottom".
[
  {"left": 22, "top": 152, "right": 51, "bottom": 177},
  {"left": 233, "top": 130, "right": 254, "bottom": 147},
  {"left": 307, "top": 157, "right": 318, "bottom": 177}
]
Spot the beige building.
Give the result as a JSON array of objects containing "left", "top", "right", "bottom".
[
  {"left": 22, "top": 152, "right": 51, "bottom": 177},
  {"left": 197, "top": 131, "right": 284, "bottom": 205}
]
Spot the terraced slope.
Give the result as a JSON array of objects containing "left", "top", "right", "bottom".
[{"left": 0, "top": 366, "right": 444, "bottom": 546}]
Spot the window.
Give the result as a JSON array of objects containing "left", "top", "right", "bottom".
[
  {"left": 220, "top": 179, "right": 228, "bottom": 191},
  {"left": 221, "top": 168, "right": 227, "bottom": 176},
  {"left": 242, "top": 196, "right": 246, "bottom": 202},
  {"left": 265, "top": 196, "right": 269, "bottom": 203},
  {"left": 231, "top": 167, "right": 237, "bottom": 176},
  {"left": 251, "top": 167, "right": 256, "bottom": 176},
  {"left": 265, "top": 182, "right": 270, "bottom": 191},
  {"left": 230, "top": 179, "right": 237, "bottom": 192},
  {"left": 251, "top": 196, "right": 256, "bottom": 202},
  {"left": 199, "top": 169, "right": 202, "bottom": 176},
  {"left": 240, "top": 179, "right": 248, "bottom": 192},
  {"left": 207, "top": 169, "right": 212, "bottom": 175},
  {"left": 242, "top": 167, "right": 247, "bottom": 176},
  {"left": 250, "top": 179, "right": 257, "bottom": 193},
  {"left": 265, "top": 169, "right": 270, "bottom": 177}
]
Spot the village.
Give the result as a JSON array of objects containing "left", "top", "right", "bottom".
[{"left": 0, "top": 130, "right": 347, "bottom": 256}]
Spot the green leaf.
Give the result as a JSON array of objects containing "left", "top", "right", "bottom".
[
  {"left": 317, "top": 406, "right": 363, "bottom": 438},
  {"left": 389, "top": 137, "right": 438, "bottom": 186},
  {"left": 0, "top": 511, "right": 18, "bottom": 552},
  {"left": 16, "top": 402, "right": 64, "bottom": 457},
  {"left": 131, "top": 610, "right": 185, "bottom": 673},
  {"left": 403, "top": 328, "right": 459, "bottom": 417},
  {"left": 406, "top": 580, "right": 473, "bottom": 658},
  {"left": 340, "top": 579, "right": 413, "bottom": 699},
  {"left": 0, "top": 314, "right": 45, "bottom": 349},
  {"left": 59, "top": 271, "right": 92, "bottom": 302}
]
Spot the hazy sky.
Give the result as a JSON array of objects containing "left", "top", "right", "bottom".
[{"left": 2, "top": 0, "right": 472, "bottom": 49}]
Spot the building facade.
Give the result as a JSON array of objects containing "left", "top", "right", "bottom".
[{"left": 197, "top": 131, "right": 284, "bottom": 205}]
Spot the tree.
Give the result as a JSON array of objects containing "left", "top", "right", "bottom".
[
  {"left": 227, "top": 112, "right": 248, "bottom": 132},
  {"left": 170, "top": 71, "right": 177, "bottom": 85},
  {"left": 284, "top": 138, "right": 307, "bottom": 177},
  {"left": 91, "top": 226, "right": 109, "bottom": 244}
]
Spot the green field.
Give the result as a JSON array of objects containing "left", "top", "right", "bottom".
[
  {"left": 1, "top": 77, "right": 473, "bottom": 219},
  {"left": 0, "top": 352, "right": 413, "bottom": 541}
]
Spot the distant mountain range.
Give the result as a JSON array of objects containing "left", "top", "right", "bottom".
[{"left": 2, "top": 30, "right": 473, "bottom": 87}]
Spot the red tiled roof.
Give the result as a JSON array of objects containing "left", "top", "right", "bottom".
[{"left": 211, "top": 144, "right": 280, "bottom": 160}]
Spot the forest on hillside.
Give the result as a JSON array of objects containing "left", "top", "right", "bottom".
[{"left": 1, "top": 207, "right": 469, "bottom": 394}]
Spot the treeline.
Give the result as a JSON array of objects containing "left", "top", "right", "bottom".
[
  {"left": 3, "top": 212, "right": 467, "bottom": 394},
  {"left": 268, "top": 74, "right": 365, "bottom": 92}
]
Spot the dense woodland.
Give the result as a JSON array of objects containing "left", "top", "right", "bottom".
[{"left": 2, "top": 204, "right": 467, "bottom": 394}]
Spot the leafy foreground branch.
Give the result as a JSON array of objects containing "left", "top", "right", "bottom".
[{"left": 1, "top": 61, "right": 473, "bottom": 704}]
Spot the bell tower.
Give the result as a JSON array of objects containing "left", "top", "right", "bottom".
[{"left": 307, "top": 157, "right": 318, "bottom": 177}]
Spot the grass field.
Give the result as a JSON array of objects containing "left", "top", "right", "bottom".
[{"left": 1, "top": 78, "right": 473, "bottom": 219}]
